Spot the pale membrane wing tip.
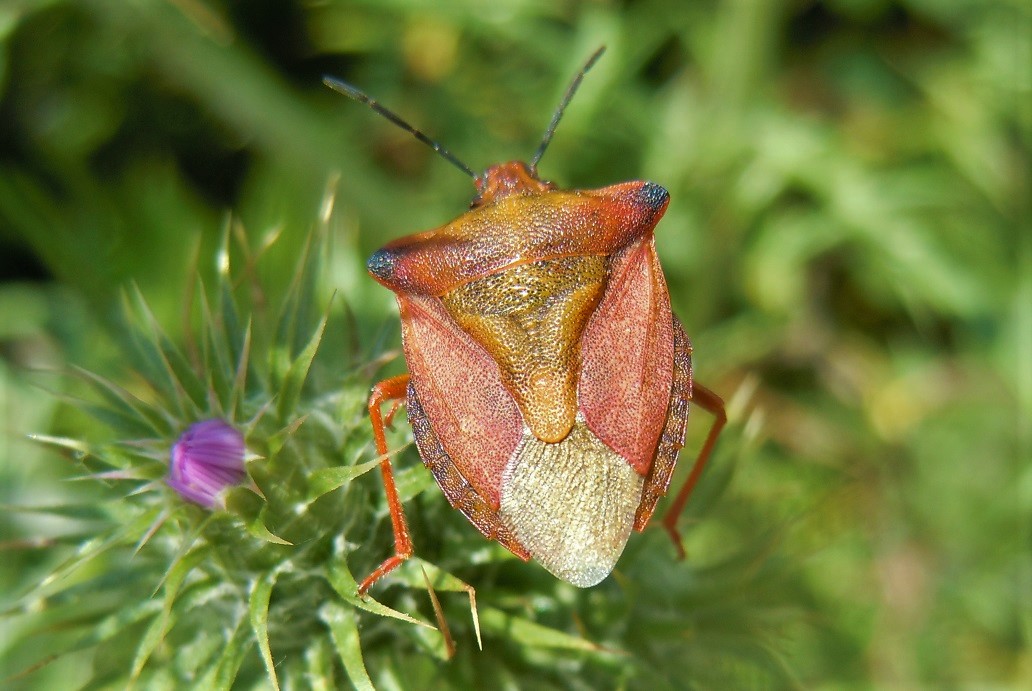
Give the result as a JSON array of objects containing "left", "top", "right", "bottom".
[{"left": 499, "top": 422, "right": 643, "bottom": 588}]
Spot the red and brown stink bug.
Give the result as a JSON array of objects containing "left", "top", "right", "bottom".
[{"left": 325, "top": 48, "right": 726, "bottom": 594}]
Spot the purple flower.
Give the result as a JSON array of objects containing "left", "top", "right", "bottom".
[{"left": 167, "top": 419, "right": 247, "bottom": 508}]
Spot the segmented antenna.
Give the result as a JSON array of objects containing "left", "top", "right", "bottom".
[
  {"left": 530, "top": 46, "right": 607, "bottom": 171},
  {"left": 323, "top": 76, "right": 477, "bottom": 180}
]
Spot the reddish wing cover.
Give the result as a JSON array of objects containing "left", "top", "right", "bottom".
[
  {"left": 578, "top": 237, "right": 675, "bottom": 476},
  {"left": 397, "top": 293, "right": 523, "bottom": 509}
]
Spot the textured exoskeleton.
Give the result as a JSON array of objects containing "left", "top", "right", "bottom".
[{"left": 362, "top": 161, "right": 726, "bottom": 591}]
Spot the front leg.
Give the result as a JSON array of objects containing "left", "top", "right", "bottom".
[{"left": 359, "top": 374, "right": 413, "bottom": 595}]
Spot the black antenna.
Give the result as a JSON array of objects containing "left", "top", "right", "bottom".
[
  {"left": 323, "top": 76, "right": 477, "bottom": 180},
  {"left": 530, "top": 46, "right": 606, "bottom": 171}
]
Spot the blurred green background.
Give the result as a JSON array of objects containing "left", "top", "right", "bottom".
[{"left": 1, "top": 0, "right": 1028, "bottom": 687}]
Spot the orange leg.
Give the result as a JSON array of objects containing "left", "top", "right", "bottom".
[
  {"left": 661, "top": 382, "right": 727, "bottom": 559},
  {"left": 359, "top": 374, "right": 413, "bottom": 595}
]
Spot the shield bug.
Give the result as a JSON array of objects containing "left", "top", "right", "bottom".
[{"left": 325, "top": 48, "right": 726, "bottom": 593}]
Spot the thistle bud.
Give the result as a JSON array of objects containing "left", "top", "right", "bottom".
[{"left": 167, "top": 419, "right": 247, "bottom": 508}]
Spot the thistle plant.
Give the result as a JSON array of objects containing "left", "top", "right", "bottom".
[{"left": 2, "top": 193, "right": 786, "bottom": 689}]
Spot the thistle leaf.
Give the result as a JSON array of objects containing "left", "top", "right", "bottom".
[
  {"left": 275, "top": 227, "right": 324, "bottom": 358},
  {"left": 323, "top": 561, "right": 430, "bottom": 628},
  {"left": 25, "top": 432, "right": 91, "bottom": 456},
  {"left": 124, "top": 282, "right": 205, "bottom": 416},
  {"left": 71, "top": 366, "right": 173, "bottom": 437},
  {"left": 249, "top": 568, "right": 282, "bottom": 691},
  {"left": 275, "top": 312, "right": 328, "bottom": 422},
  {"left": 0, "top": 598, "right": 165, "bottom": 684},
  {"left": 195, "top": 279, "right": 234, "bottom": 410},
  {"left": 114, "top": 301, "right": 180, "bottom": 406},
  {"left": 303, "top": 635, "right": 338, "bottom": 691},
  {"left": 319, "top": 601, "right": 375, "bottom": 691},
  {"left": 129, "top": 608, "right": 180, "bottom": 684},
  {"left": 197, "top": 615, "right": 251, "bottom": 691},
  {"left": 394, "top": 463, "right": 437, "bottom": 502},
  {"left": 479, "top": 607, "right": 613, "bottom": 654},
  {"left": 305, "top": 456, "right": 383, "bottom": 503},
  {"left": 228, "top": 317, "right": 253, "bottom": 421},
  {"left": 245, "top": 505, "right": 293, "bottom": 545},
  {"left": 0, "top": 502, "right": 109, "bottom": 521},
  {"left": 129, "top": 547, "right": 207, "bottom": 681},
  {"left": 27, "top": 507, "right": 163, "bottom": 604},
  {"left": 218, "top": 281, "right": 244, "bottom": 368}
]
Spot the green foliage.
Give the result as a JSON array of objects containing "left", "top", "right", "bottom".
[
  {"left": 0, "top": 216, "right": 777, "bottom": 689},
  {"left": 1, "top": 0, "right": 1028, "bottom": 688}
]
